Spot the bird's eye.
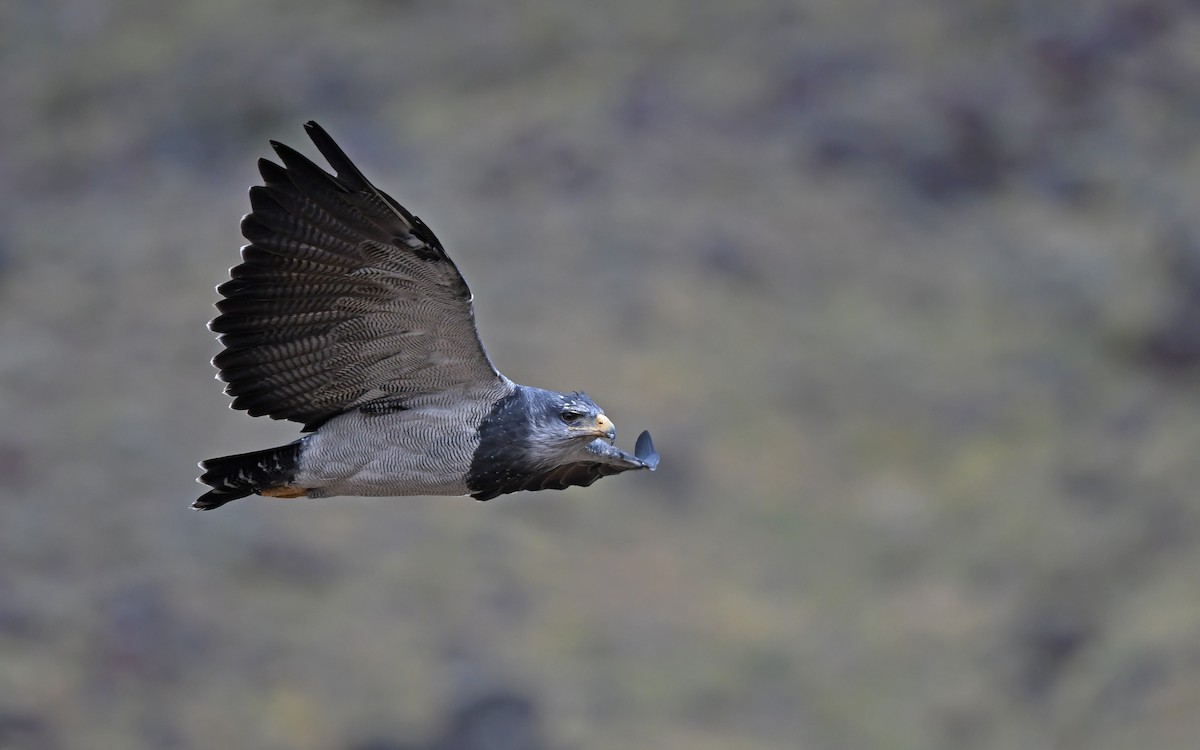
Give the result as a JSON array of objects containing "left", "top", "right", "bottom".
[{"left": 560, "top": 410, "right": 584, "bottom": 423}]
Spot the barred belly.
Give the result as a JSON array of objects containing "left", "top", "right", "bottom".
[{"left": 293, "top": 407, "right": 481, "bottom": 498}]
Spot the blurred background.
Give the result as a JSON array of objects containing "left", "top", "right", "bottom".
[{"left": 3, "top": 0, "right": 1200, "bottom": 748}]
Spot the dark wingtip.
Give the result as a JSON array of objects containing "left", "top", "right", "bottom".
[
  {"left": 303, "top": 121, "right": 330, "bottom": 146},
  {"left": 634, "top": 430, "right": 659, "bottom": 470},
  {"left": 268, "top": 139, "right": 306, "bottom": 164},
  {"left": 300, "top": 120, "right": 369, "bottom": 189}
]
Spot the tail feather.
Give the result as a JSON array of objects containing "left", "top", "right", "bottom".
[{"left": 194, "top": 442, "right": 303, "bottom": 510}]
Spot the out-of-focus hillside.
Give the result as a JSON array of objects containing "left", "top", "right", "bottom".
[{"left": 3, "top": 1, "right": 1200, "bottom": 748}]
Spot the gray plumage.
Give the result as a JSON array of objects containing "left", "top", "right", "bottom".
[{"left": 195, "top": 122, "right": 657, "bottom": 510}]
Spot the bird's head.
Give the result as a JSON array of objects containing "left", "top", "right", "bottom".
[
  {"left": 467, "top": 385, "right": 657, "bottom": 501},
  {"left": 521, "top": 388, "right": 616, "bottom": 465},
  {"left": 550, "top": 391, "right": 615, "bottom": 442}
]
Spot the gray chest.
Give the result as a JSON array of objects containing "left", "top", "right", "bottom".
[{"left": 294, "top": 406, "right": 487, "bottom": 498}]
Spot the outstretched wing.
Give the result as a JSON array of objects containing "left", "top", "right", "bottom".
[{"left": 211, "top": 121, "right": 511, "bottom": 431}]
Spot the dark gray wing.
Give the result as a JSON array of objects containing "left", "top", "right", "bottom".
[
  {"left": 471, "top": 431, "right": 659, "bottom": 502},
  {"left": 211, "top": 121, "right": 511, "bottom": 431}
]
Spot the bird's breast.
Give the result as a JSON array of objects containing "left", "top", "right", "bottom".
[{"left": 293, "top": 407, "right": 485, "bottom": 498}]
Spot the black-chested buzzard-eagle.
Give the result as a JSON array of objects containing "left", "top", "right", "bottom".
[{"left": 194, "top": 122, "right": 657, "bottom": 510}]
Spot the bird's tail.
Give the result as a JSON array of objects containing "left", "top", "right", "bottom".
[{"left": 194, "top": 442, "right": 303, "bottom": 511}]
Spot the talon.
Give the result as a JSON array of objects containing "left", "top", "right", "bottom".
[{"left": 260, "top": 486, "right": 306, "bottom": 498}]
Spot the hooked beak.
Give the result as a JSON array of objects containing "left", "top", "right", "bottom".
[
  {"left": 595, "top": 413, "right": 616, "bottom": 442},
  {"left": 571, "top": 413, "right": 616, "bottom": 442}
]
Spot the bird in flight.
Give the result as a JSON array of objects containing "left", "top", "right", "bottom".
[{"left": 195, "top": 122, "right": 658, "bottom": 510}]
